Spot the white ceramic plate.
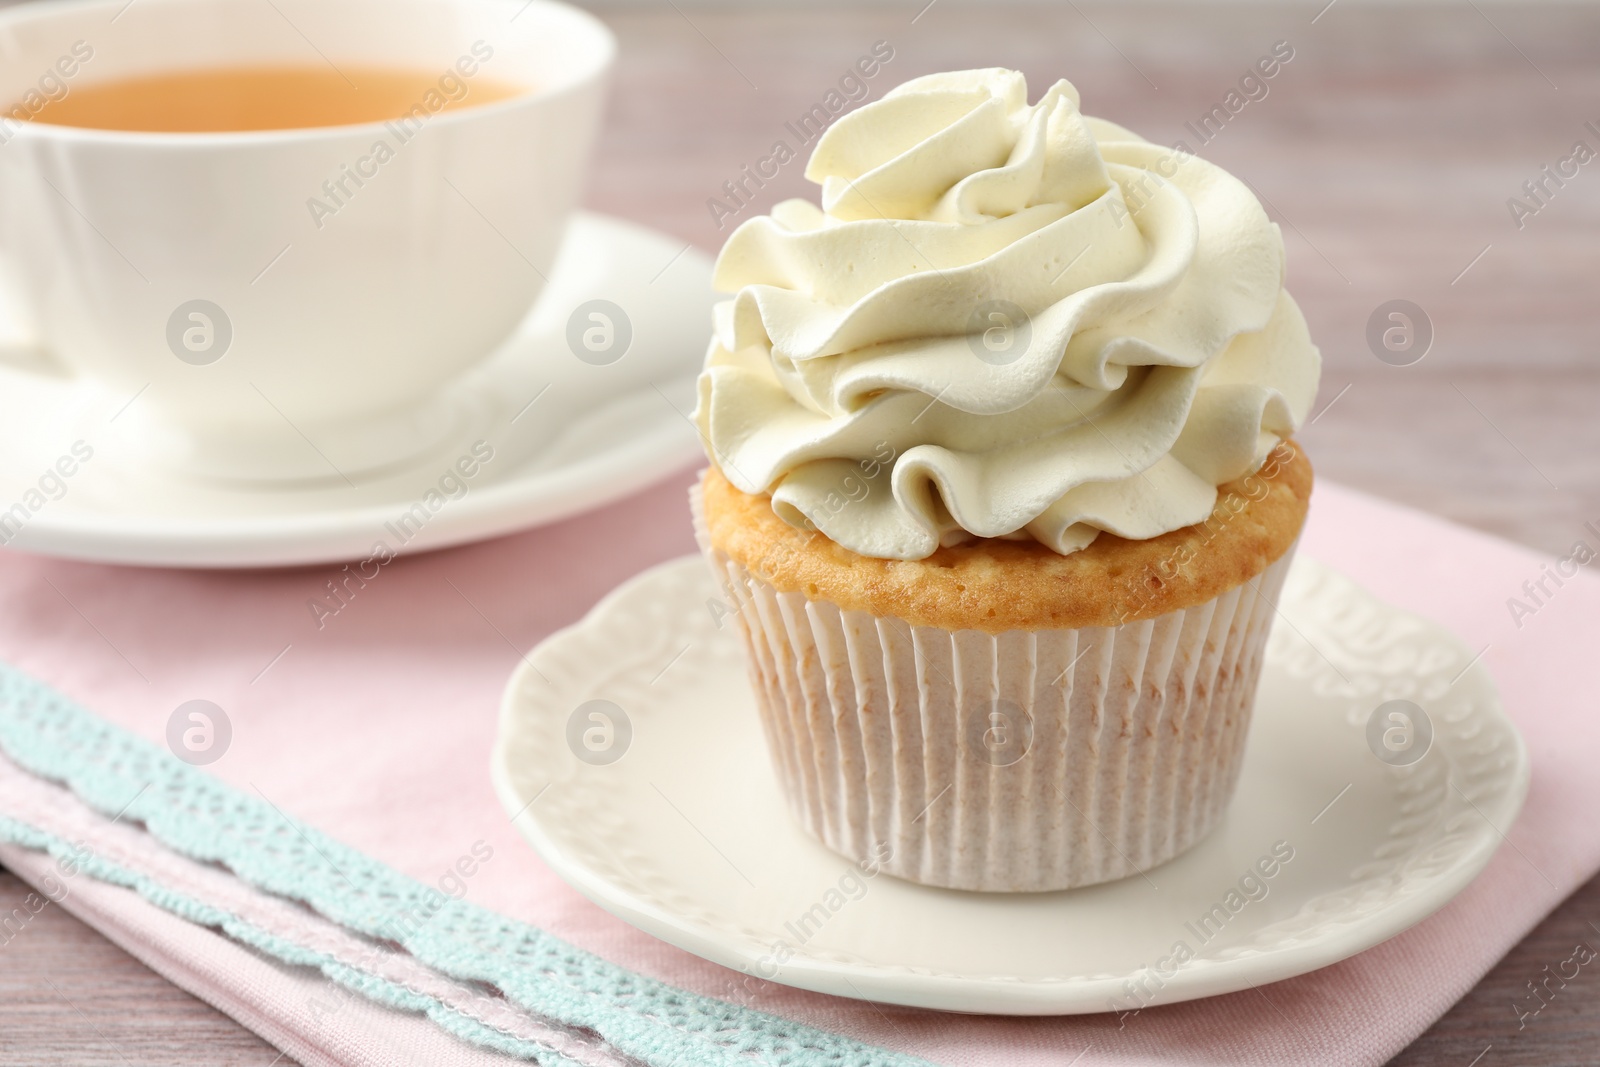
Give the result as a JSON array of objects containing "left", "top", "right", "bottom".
[
  {"left": 0, "top": 213, "right": 710, "bottom": 568},
  {"left": 494, "top": 555, "right": 1530, "bottom": 1015}
]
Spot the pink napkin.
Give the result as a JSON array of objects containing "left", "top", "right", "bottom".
[{"left": 1, "top": 466, "right": 1597, "bottom": 1067}]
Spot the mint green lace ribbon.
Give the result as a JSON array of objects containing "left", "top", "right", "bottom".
[{"left": 0, "top": 660, "right": 930, "bottom": 1067}]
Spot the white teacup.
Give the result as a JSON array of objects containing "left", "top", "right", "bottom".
[{"left": 0, "top": 0, "right": 613, "bottom": 481}]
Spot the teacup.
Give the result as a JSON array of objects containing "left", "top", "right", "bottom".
[{"left": 0, "top": 0, "right": 613, "bottom": 481}]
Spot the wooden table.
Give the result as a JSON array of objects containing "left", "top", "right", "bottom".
[{"left": 3, "top": 2, "right": 1597, "bottom": 1063}]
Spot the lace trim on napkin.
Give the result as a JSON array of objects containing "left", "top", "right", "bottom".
[{"left": 0, "top": 661, "right": 931, "bottom": 1067}]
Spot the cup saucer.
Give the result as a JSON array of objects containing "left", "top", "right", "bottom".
[
  {"left": 492, "top": 555, "right": 1529, "bottom": 1016},
  {"left": 0, "top": 213, "right": 711, "bottom": 568}
]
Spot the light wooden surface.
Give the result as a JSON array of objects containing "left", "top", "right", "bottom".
[
  {"left": 0, "top": 872, "right": 291, "bottom": 1065},
  {"left": 3, "top": 2, "right": 1597, "bottom": 1064}
]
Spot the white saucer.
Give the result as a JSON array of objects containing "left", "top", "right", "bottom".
[
  {"left": 0, "top": 213, "right": 711, "bottom": 568},
  {"left": 494, "top": 555, "right": 1529, "bottom": 1016}
]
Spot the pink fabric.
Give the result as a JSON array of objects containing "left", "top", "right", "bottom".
[
  {"left": 0, "top": 752, "right": 627, "bottom": 1067},
  {"left": 0, "top": 839, "right": 538, "bottom": 1067},
  {"left": 1, "top": 466, "right": 1597, "bottom": 1066}
]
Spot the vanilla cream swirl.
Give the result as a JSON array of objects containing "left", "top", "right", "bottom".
[{"left": 694, "top": 68, "right": 1321, "bottom": 560}]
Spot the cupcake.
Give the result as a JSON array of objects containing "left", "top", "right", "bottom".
[{"left": 691, "top": 69, "right": 1320, "bottom": 892}]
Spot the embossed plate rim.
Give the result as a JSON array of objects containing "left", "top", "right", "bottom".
[{"left": 492, "top": 554, "right": 1530, "bottom": 1015}]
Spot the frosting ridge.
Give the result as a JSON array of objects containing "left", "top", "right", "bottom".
[{"left": 695, "top": 68, "right": 1320, "bottom": 560}]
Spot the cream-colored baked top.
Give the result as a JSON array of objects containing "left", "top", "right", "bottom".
[
  {"left": 695, "top": 68, "right": 1321, "bottom": 561},
  {"left": 701, "top": 440, "right": 1312, "bottom": 633}
]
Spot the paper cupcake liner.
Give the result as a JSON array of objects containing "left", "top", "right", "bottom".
[{"left": 693, "top": 486, "right": 1297, "bottom": 892}]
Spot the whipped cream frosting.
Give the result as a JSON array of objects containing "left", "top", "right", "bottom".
[{"left": 694, "top": 68, "right": 1321, "bottom": 560}]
